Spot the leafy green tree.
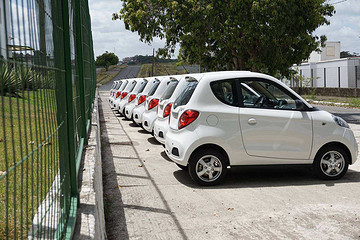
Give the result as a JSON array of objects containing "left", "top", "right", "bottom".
[
  {"left": 340, "top": 51, "right": 359, "bottom": 58},
  {"left": 113, "top": 0, "right": 334, "bottom": 77},
  {"left": 95, "top": 51, "right": 119, "bottom": 71}
]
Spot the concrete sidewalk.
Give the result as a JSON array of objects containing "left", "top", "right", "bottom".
[{"left": 99, "top": 92, "right": 360, "bottom": 240}]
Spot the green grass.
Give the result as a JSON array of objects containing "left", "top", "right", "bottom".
[
  {"left": 303, "top": 95, "right": 360, "bottom": 109},
  {"left": 97, "top": 65, "right": 127, "bottom": 84},
  {"left": 137, "top": 62, "right": 186, "bottom": 78},
  {"left": 0, "top": 89, "right": 59, "bottom": 239}
]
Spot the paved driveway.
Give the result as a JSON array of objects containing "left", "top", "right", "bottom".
[
  {"left": 99, "top": 65, "right": 141, "bottom": 91},
  {"left": 100, "top": 93, "right": 360, "bottom": 240}
]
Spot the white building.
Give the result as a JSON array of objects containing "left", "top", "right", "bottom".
[
  {"left": 0, "top": 0, "right": 10, "bottom": 59},
  {"left": 289, "top": 42, "right": 360, "bottom": 88}
]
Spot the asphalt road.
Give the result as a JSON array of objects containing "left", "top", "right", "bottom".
[
  {"left": 314, "top": 104, "right": 360, "bottom": 125},
  {"left": 99, "top": 65, "right": 141, "bottom": 91},
  {"left": 100, "top": 92, "right": 360, "bottom": 240}
]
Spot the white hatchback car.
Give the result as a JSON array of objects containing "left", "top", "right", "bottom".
[
  {"left": 165, "top": 71, "right": 358, "bottom": 185},
  {"left": 112, "top": 79, "right": 129, "bottom": 108},
  {"left": 153, "top": 75, "right": 195, "bottom": 144},
  {"left": 142, "top": 76, "right": 179, "bottom": 133},
  {"left": 109, "top": 80, "right": 121, "bottom": 105},
  {"left": 117, "top": 78, "right": 147, "bottom": 117},
  {"left": 114, "top": 79, "right": 136, "bottom": 114},
  {"left": 132, "top": 77, "right": 161, "bottom": 125}
]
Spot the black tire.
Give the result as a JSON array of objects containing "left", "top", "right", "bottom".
[
  {"left": 176, "top": 163, "right": 188, "bottom": 171},
  {"left": 188, "top": 149, "right": 228, "bottom": 186},
  {"left": 313, "top": 145, "right": 349, "bottom": 180}
]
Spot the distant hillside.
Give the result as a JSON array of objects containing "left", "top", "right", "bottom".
[{"left": 137, "top": 62, "right": 200, "bottom": 78}]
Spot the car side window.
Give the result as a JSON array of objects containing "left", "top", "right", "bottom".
[
  {"left": 210, "top": 79, "right": 238, "bottom": 107},
  {"left": 239, "top": 79, "right": 297, "bottom": 110}
]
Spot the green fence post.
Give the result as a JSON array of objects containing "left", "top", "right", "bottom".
[
  {"left": 61, "top": 0, "right": 78, "bottom": 202},
  {"left": 75, "top": 0, "right": 88, "bottom": 146}
]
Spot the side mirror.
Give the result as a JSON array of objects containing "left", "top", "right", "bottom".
[{"left": 295, "top": 100, "right": 306, "bottom": 111}]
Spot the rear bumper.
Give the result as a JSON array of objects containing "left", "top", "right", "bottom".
[
  {"left": 153, "top": 117, "right": 169, "bottom": 144},
  {"left": 125, "top": 103, "right": 136, "bottom": 119},
  {"left": 133, "top": 105, "right": 145, "bottom": 124},
  {"left": 142, "top": 110, "right": 157, "bottom": 133}
]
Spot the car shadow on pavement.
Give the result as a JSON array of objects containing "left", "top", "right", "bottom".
[
  {"left": 129, "top": 122, "right": 138, "bottom": 127},
  {"left": 160, "top": 151, "right": 172, "bottom": 162},
  {"left": 138, "top": 129, "right": 149, "bottom": 134},
  {"left": 147, "top": 136, "right": 162, "bottom": 145},
  {"left": 173, "top": 165, "right": 360, "bottom": 189}
]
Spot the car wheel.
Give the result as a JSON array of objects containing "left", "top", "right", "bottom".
[
  {"left": 176, "top": 163, "right": 188, "bottom": 171},
  {"left": 188, "top": 149, "right": 227, "bottom": 186},
  {"left": 313, "top": 145, "right": 349, "bottom": 180}
]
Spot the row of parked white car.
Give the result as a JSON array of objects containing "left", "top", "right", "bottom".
[{"left": 108, "top": 71, "right": 358, "bottom": 185}]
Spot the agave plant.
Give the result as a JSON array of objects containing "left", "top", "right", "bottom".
[
  {"left": 0, "top": 62, "right": 18, "bottom": 96},
  {"left": 17, "top": 65, "right": 37, "bottom": 91}
]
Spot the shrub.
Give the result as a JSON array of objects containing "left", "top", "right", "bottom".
[{"left": 0, "top": 62, "right": 18, "bottom": 96}]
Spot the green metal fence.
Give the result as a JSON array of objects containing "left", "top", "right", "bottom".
[{"left": 0, "top": 0, "right": 96, "bottom": 239}]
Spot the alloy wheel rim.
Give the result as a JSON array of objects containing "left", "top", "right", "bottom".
[
  {"left": 320, "top": 150, "right": 345, "bottom": 177},
  {"left": 195, "top": 155, "right": 222, "bottom": 182}
]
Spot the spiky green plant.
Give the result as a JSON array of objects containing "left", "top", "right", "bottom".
[
  {"left": 17, "top": 65, "right": 37, "bottom": 90},
  {"left": 0, "top": 62, "right": 18, "bottom": 96}
]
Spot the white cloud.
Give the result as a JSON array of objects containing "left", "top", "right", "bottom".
[
  {"left": 89, "top": 0, "right": 170, "bottom": 60},
  {"left": 315, "top": 0, "right": 360, "bottom": 54}
]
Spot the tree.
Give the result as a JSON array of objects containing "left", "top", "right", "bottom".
[
  {"left": 340, "top": 51, "right": 360, "bottom": 58},
  {"left": 113, "top": 0, "right": 334, "bottom": 77},
  {"left": 95, "top": 51, "right": 119, "bottom": 71}
]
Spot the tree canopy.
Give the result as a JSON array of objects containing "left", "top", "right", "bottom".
[
  {"left": 113, "top": 0, "right": 334, "bottom": 77},
  {"left": 95, "top": 51, "right": 119, "bottom": 71},
  {"left": 340, "top": 51, "right": 359, "bottom": 58}
]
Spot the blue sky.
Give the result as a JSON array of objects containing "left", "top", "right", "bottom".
[{"left": 89, "top": 0, "right": 360, "bottom": 60}]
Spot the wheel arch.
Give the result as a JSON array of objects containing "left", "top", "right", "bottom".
[
  {"left": 315, "top": 141, "right": 352, "bottom": 164},
  {"left": 189, "top": 143, "right": 230, "bottom": 166}
]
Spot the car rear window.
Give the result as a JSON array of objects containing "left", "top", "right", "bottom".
[
  {"left": 174, "top": 81, "right": 198, "bottom": 109},
  {"left": 115, "top": 82, "right": 122, "bottom": 90},
  {"left": 161, "top": 80, "right": 179, "bottom": 101},
  {"left": 148, "top": 81, "right": 160, "bottom": 96},
  {"left": 137, "top": 80, "right": 147, "bottom": 93},
  {"left": 210, "top": 79, "right": 238, "bottom": 106}
]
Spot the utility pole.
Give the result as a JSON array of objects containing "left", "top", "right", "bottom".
[{"left": 152, "top": 48, "right": 155, "bottom": 77}]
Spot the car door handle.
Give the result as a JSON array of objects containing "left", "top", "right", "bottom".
[{"left": 248, "top": 118, "right": 257, "bottom": 125}]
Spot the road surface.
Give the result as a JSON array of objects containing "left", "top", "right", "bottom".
[
  {"left": 99, "top": 65, "right": 141, "bottom": 91},
  {"left": 314, "top": 104, "right": 360, "bottom": 125}
]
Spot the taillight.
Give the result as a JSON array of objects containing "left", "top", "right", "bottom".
[
  {"left": 148, "top": 98, "right": 159, "bottom": 110},
  {"left": 116, "top": 91, "right": 121, "bottom": 98},
  {"left": 121, "top": 92, "right": 128, "bottom": 99},
  {"left": 128, "top": 94, "right": 136, "bottom": 103},
  {"left": 178, "top": 110, "right": 199, "bottom": 130},
  {"left": 163, "top": 103, "right": 172, "bottom": 118},
  {"left": 138, "top": 95, "right": 146, "bottom": 105}
]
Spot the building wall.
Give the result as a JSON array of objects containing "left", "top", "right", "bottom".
[
  {"left": 308, "top": 41, "right": 341, "bottom": 63},
  {"left": 291, "top": 58, "right": 360, "bottom": 89},
  {"left": 0, "top": 0, "right": 10, "bottom": 59}
]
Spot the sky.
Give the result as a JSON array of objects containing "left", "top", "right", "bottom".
[{"left": 89, "top": 0, "right": 360, "bottom": 60}]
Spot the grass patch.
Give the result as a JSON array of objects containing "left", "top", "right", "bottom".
[
  {"left": 97, "top": 65, "right": 127, "bottom": 84},
  {"left": 302, "top": 95, "right": 360, "bottom": 109},
  {"left": 0, "top": 90, "right": 59, "bottom": 239},
  {"left": 137, "top": 63, "right": 188, "bottom": 78}
]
